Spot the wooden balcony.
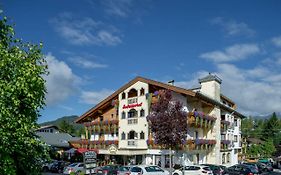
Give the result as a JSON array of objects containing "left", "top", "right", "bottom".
[
  {"left": 70, "top": 139, "right": 119, "bottom": 149},
  {"left": 187, "top": 112, "right": 216, "bottom": 129},
  {"left": 146, "top": 138, "right": 216, "bottom": 151},
  {"left": 84, "top": 119, "right": 119, "bottom": 133}
]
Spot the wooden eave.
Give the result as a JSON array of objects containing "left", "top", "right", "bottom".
[
  {"left": 75, "top": 76, "right": 197, "bottom": 123},
  {"left": 76, "top": 76, "right": 245, "bottom": 123}
]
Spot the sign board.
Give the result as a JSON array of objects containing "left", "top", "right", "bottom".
[
  {"left": 108, "top": 144, "right": 118, "bottom": 154},
  {"left": 83, "top": 151, "right": 97, "bottom": 175}
]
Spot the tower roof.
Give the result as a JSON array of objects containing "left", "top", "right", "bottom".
[{"left": 198, "top": 73, "right": 222, "bottom": 84}]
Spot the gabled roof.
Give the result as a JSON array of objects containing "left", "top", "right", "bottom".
[
  {"left": 36, "top": 132, "right": 80, "bottom": 148},
  {"left": 36, "top": 125, "right": 59, "bottom": 131},
  {"left": 75, "top": 76, "right": 245, "bottom": 123},
  {"left": 75, "top": 76, "right": 196, "bottom": 123}
]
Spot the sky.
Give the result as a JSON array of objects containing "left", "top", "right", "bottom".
[{"left": 1, "top": 0, "right": 281, "bottom": 123}]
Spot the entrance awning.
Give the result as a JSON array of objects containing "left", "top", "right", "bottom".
[{"left": 76, "top": 148, "right": 99, "bottom": 154}]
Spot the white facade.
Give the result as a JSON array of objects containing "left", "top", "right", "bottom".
[{"left": 76, "top": 75, "right": 244, "bottom": 167}]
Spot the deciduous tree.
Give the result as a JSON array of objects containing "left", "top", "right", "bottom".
[
  {"left": 0, "top": 16, "right": 49, "bottom": 175},
  {"left": 147, "top": 90, "right": 187, "bottom": 173}
]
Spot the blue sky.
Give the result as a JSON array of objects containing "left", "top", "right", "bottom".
[{"left": 2, "top": 0, "right": 281, "bottom": 122}]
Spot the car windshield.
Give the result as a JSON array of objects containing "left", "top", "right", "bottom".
[
  {"left": 145, "top": 166, "right": 164, "bottom": 172},
  {"left": 119, "top": 166, "right": 130, "bottom": 171},
  {"left": 131, "top": 167, "right": 142, "bottom": 172},
  {"left": 203, "top": 167, "right": 211, "bottom": 171},
  {"left": 69, "top": 163, "right": 78, "bottom": 167}
]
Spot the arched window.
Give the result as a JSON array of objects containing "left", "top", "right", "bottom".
[
  {"left": 140, "top": 109, "right": 145, "bottom": 117},
  {"left": 122, "top": 111, "right": 126, "bottom": 119},
  {"left": 122, "top": 92, "right": 126, "bottom": 99},
  {"left": 128, "top": 130, "right": 138, "bottom": 140},
  {"left": 140, "top": 131, "right": 145, "bottom": 139},
  {"left": 140, "top": 88, "right": 145, "bottom": 96},
  {"left": 121, "top": 132, "right": 125, "bottom": 140},
  {"left": 128, "top": 109, "right": 137, "bottom": 118},
  {"left": 128, "top": 88, "right": 138, "bottom": 98}
]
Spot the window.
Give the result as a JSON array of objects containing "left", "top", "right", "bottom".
[
  {"left": 194, "top": 131, "right": 199, "bottom": 139},
  {"left": 122, "top": 112, "right": 126, "bottom": 119},
  {"left": 128, "top": 109, "right": 137, "bottom": 118},
  {"left": 122, "top": 92, "right": 126, "bottom": 99},
  {"left": 140, "top": 88, "right": 145, "bottom": 96},
  {"left": 121, "top": 132, "right": 125, "bottom": 140},
  {"left": 50, "top": 129, "right": 53, "bottom": 133},
  {"left": 140, "top": 109, "right": 145, "bottom": 117},
  {"left": 128, "top": 130, "right": 137, "bottom": 139},
  {"left": 234, "top": 119, "right": 237, "bottom": 126},
  {"left": 100, "top": 116, "right": 104, "bottom": 122},
  {"left": 111, "top": 114, "right": 114, "bottom": 118},
  {"left": 140, "top": 131, "right": 145, "bottom": 139},
  {"left": 128, "top": 88, "right": 138, "bottom": 98}
]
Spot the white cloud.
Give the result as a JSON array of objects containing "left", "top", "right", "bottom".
[
  {"left": 200, "top": 44, "right": 260, "bottom": 62},
  {"left": 102, "top": 0, "right": 133, "bottom": 17},
  {"left": 50, "top": 13, "right": 122, "bottom": 46},
  {"left": 211, "top": 17, "right": 255, "bottom": 37},
  {"left": 44, "top": 53, "right": 80, "bottom": 105},
  {"left": 176, "top": 63, "right": 281, "bottom": 116},
  {"left": 272, "top": 36, "right": 281, "bottom": 47},
  {"left": 69, "top": 56, "right": 108, "bottom": 69},
  {"left": 80, "top": 89, "right": 114, "bottom": 105}
]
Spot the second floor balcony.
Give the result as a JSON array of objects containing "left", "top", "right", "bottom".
[
  {"left": 84, "top": 119, "right": 119, "bottom": 133},
  {"left": 69, "top": 139, "right": 119, "bottom": 150}
]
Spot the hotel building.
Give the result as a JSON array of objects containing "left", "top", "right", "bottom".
[{"left": 70, "top": 75, "right": 244, "bottom": 167}]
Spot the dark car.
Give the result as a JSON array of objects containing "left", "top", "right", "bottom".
[
  {"left": 201, "top": 164, "right": 225, "bottom": 175},
  {"left": 223, "top": 164, "right": 259, "bottom": 175},
  {"left": 96, "top": 165, "right": 120, "bottom": 175},
  {"left": 50, "top": 161, "right": 70, "bottom": 173},
  {"left": 257, "top": 162, "right": 273, "bottom": 172},
  {"left": 242, "top": 162, "right": 260, "bottom": 173}
]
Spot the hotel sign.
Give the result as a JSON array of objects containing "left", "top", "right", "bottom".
[{"left": 122, "top": 103, "right": 142, "bottom": 109}]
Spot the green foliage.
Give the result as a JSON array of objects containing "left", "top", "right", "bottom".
[
  {"left": 0, "top": 16, "right": 49, "bottom": 174},
  {"left": 59, "top": 120, "right": 75, "bottom": 134},
  {"left": 247, "top": 139, "right": 276, "bottom": 158}
]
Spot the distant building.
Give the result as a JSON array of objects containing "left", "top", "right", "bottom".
[{"left": 70, "top": 75, "right": 245, "bottom": 166}]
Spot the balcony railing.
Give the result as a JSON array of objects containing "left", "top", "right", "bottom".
[
  {"left": 128, "top": 97, "right": 138, "bottom": 104},
  {"left": 146, "top": 139, "right": 216, "bottom": 150},
  {"left": 221, "top": 139, "right": 231, "bottom": 150},
  {"left": 84, "top": 119, "right": 119, "bottom": 133},
  {"left": 187, "top": 112, "right": 216, "bottom": 129},
  {"left": 69, "top": 139, "right": 119, "bottom": 149},
  {"left": 128, "top": 140, "right": 137, "bottom": 146},
  {"left": 128, "top": 118, "right": 138, "bottom": 125},
  {"left": 221, "top": 120, "right": 231, "bottom": 131}
]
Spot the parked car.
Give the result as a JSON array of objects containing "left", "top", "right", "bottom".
[
  {"left": 42, "top": 160, "right": 57, "bottom": 172},
  {"left": 63, "top": 162, "right": 85, "bottom": 175},
  {"left": 256, "top": 162, "right": 273, "bottom": 172},
  {"left": 130, "top": 165, "right": 169, "bottom": 175},
  {"left": 173, "top": 165, "right": 213, "bottom": 175},
  {"left": 242, "top": 162, "right": 260, "bottom": 173},
  {"left": 96, "top": 165, "right": 120, "bottom": 175},
  {"left": 117, "top": 166, "right": 133, "bottom": 175},
  {"left": 50, "top": 160, "right": 70, "bottom": 173},
  {"left": 223, "top": 164, "right": 259, "bottom": 175},
  {"left": 201, "top": 164, "right": 225, "bottom": 175}
]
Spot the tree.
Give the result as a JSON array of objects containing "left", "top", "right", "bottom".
[
  {"left": 59, "top": 120, "right": 75, "bottom": 135},
  {"left": 0, "top": 16, "right": 49, "bottom": 174},
  {"left": 147, "top": 90, "right": 187, "bottom": 173},
  {"left": 262, "top": 112, "right": 280, "bottom": 145}
]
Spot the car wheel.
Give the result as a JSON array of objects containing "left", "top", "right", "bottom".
[{"left": 173, "top": 173, "right": 179, "bottom": 175}]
